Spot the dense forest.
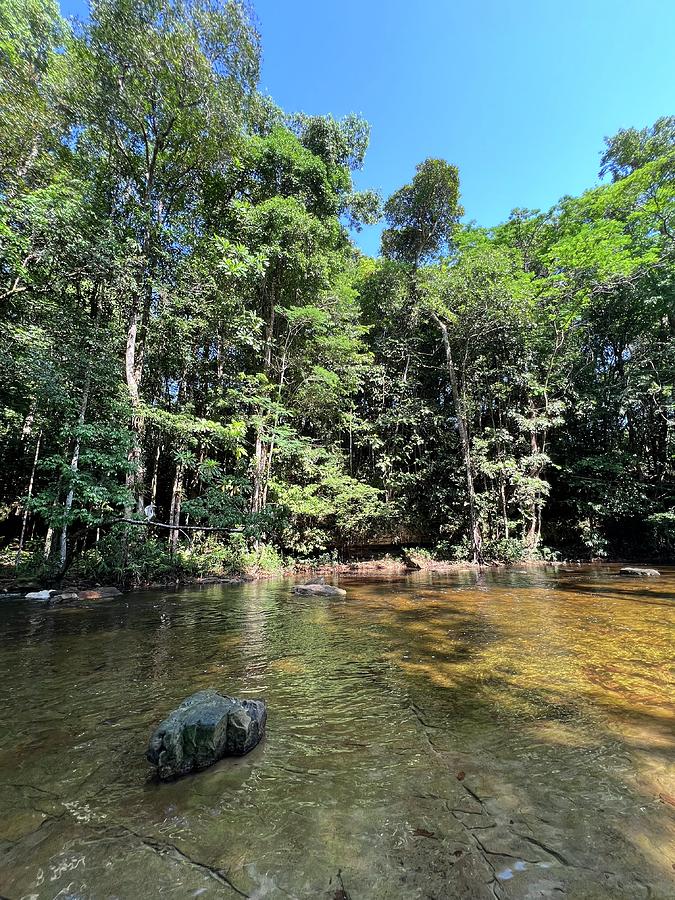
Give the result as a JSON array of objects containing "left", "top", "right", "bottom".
[{"left": 1, "top": 0, "right": 673, "bottom": 585}]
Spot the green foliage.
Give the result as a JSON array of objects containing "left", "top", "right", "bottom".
[
  {"left": 271, "top": 450, "right": 392, "bottom": 555},
  {"left": 647, "top": 511, "right": 675, "bottom": 556},
  {"left": 600, "top": 116, "right": 675, "bottom": 181},
  {"left": 0, "top": 1, "right": 672, "bottom": 584},
  {"left": 381, "top": 158, "right": 462, "bottom": 266},
  {"left": 67, "top": 529, "right": 286, "bottom": 585},
  {"left": 482, "top": 538, "right": 527, "bottom": 564}
]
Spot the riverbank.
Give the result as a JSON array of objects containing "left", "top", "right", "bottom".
[
  {"left": 2, "top": 551, "right": 668, "bottom": 599},
  {"left": 0, "top": 554, "right": 477, "bottom": 598},
  {"left": 3, "top": 548, "right": 514, "bottom": 596}
]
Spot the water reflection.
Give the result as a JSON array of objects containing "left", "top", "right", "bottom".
[{"left": 0, "top": 565, "right": 673, "bottom": 898}]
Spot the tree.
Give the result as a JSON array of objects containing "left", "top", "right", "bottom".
[
  {"left": 381, "top": 160, "right": 489, "bottom": 561},
  {"left": 381, "top": 158, "right": 461, "bottom": 268},
  {"left": 0, "top": 0, "right": 68, "bottom": 191},
  {"left": 600, "top": 115, "right": 675, "bottom": 181},
  {"left": 70, "top": 0, "right": 260, "bottom": 512}
]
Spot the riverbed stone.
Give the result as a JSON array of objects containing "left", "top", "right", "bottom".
[
  {"left": 619, "top": 566, "right": 660, "bottom": 577},
  {"left": 146, "top": 690, "right": 267, "bottom": 779},
  {"left": 292, "top": 583, "right": 347, "bottom": 597},
  {"left": 77, "top": 586, "right": 122, "bottom": 599},
  {"left": 24, "top": 589, "right": 58, "bottom": 601},
  {"left": 51, "top": 591, "right": 79, "bottom": 603}
]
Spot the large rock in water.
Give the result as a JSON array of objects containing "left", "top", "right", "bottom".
[
  {"left": 24, "top": 589, "right": 58, "bottom": 601},
  {"left": 146, "top": 690, "right": 266, "bottom": 780},
  {"left": 619, "top": 566, "right": 660, "bottom": 577},
  {"left": 292, "top": 583, "right": 347, "bottom": 597}
]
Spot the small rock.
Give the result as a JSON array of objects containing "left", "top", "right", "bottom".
[
  {"left": 77, "top": 586, "right": 122, "bottom": 600},
  {"left": 146, "top": 690, "right": 266, "bottom": 780},
  {"left": 25, "top": 589, "right": 58, "bottom": 601},
  {"left": 292, "top": 583, "right": 347, "bottom": 597},
  {"left": 51, "top": 592, "right": 79, "bottom": 603},
  {"left": 619, "top": 567, "right": 660, "bottom": 578}
]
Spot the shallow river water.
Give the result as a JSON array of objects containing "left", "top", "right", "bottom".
[{"left": 0, "top": 565, "right": 673, "bottom": 899}]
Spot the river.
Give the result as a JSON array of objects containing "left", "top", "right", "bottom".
[{"left": 1, "top": 564, "right": 673, "bottom": 898}]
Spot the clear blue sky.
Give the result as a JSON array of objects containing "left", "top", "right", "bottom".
[{"left": 60, "top": 0, "right": 675, "bottom": 256}]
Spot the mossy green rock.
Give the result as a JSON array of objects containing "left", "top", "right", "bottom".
[
  {"left": 146, "top": 690, "right": 266, "bottom": 779},
  {"left": 292, "top": 583, "right": 347, "bottom": 597}
]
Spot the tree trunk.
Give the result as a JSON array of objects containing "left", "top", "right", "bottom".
[
  {"left": 432, "top": 313, "right": 483, "bottom": 564},
  {"left": 169, "top": 462, "right": 184, "bottom": 556},
  {"left": 149, "top": 442, "right": 162, "bottom": 507},
  {"left": 59, "top": 374, "right": 91, "bottom": 569},
  {"left": 251, "top": 278, "right": 276, "bottom": 516},
  {"left": 16, "top": 430, "right": 42, "bottom": 567},
  {"left": 43, "top": 495, "right": 59, "bottom": 561},
  {"left": 524, "top": 428, "right": 540, "bottom": 550},
  {"left": 125, "top": 306, "right": 146, "bottom": 515},
  {"left": 125, "top": 210, "right": 155, "bottom": 514},
  {"left": 500, "top": 473, "right": 509, "bottom": 541},
  {"left": 251, "top": 433, "right": 268, "bottom": 515},
  {"left": 524, "top": 400, "right": 548, "bottom": 552}
]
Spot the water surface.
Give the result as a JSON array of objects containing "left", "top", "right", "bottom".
[{"left": 1, "top": 565, "right": 673, "bottom": 898}]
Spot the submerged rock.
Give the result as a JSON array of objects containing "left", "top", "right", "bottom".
[
  {"left": 619, "top": 567, "right": 660, "bottom": 577},
  {"left": 292, "top": 583, "right": 347, "bottom": 597},
  {"left": 77, "top": 586, "right": 122, "bottom": 600},
  {"left": 51, "top": 591, "right": 79, "bottom": 603},
  {"left": 146, "top": 690, "right": 266, "bottom": 780}
]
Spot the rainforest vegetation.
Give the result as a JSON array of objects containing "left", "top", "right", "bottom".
[{"left": 1, "top": 0, "right": 674, "bottom": 585}]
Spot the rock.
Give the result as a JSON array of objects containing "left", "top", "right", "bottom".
[
  {"left": 24, "top": 589, "right": 58, "bottom": 601},
  {"left": 51, "top": 592, "right": 79, "bottom": 603},
  {"left": 292, "top": 583, "right": 347, "bottom": 597},
  {"left": 619, "top": 567, "right": 660, "bottom": 577},
  {"left": 146, "top": 690, "right": 266, "bottom": 780},
  {"left": 77, "top": 586, "right": 122, "bottom": 600}
]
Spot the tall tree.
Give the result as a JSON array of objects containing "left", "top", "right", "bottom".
[
  {"left": 70, "top": 0, "right": 260, "bottom": 512},
  {"left": 381, "top": 160, "right": 489, "bottom": 562}
]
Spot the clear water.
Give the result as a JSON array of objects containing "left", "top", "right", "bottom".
[{"left": 0, "top": 565, "right": 673, "bottom": 899}]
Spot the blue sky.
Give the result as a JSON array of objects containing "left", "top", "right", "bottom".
[{"left": 59, "top": 0, "right": 675, "bottom": 256}]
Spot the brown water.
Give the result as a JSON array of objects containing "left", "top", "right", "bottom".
[{"left": 0, "top": 565, "right": 673, "bottom": 899}]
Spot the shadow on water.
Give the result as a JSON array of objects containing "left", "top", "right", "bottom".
[
  {"left": 0, "top": 567, "right": 673, "bottom": 898},
  {"left": 367, "top": 572, "right": 675, "bottom": 895}
]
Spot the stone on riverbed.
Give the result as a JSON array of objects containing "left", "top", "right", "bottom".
[
  {"left": 77, "top": 586, "right": 122, "bottom": 600},
  {"left": 24, "top": 589, "right": 59, "bottom": 601},
  {"left": 292, "top": 583, "right": 347, "bottom": 597},
  {"left": 51, "top": 592, "right": 79, "bottom": 603},
  {"left": 146, "top": 690, "right": 267, "bottom": 780},
  {"left": 619, "top": 567, "right": 660, "bottom": 577}
]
